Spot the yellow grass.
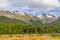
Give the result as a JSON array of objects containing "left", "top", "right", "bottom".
[{"left": 0, "top": 34, "right": 60, "bottom": 40}]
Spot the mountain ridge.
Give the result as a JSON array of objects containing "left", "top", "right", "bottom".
[{"left": 0, "top": 10, "right": 59, "bottom": 25}]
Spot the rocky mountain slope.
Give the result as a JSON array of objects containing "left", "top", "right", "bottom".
[
  {"left": 0, "top": 10, "right": 59, "bottom": 26},
  {"left": 37, "top": 14, "right": 58, "bottom": 23}
]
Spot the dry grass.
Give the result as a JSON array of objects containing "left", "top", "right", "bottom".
[{"left": 0, "top": 34, "right": 60, "bottom": 40}]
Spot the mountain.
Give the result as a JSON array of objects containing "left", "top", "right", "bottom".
[
  {"left": 37, "top": 14, "right": 58, "bottom": 23},
  {"left": 51, "top": 17, "right": 60, "bottom": 26},
  {"left": 0, "top": 10, "right": 59, "bottom": 26},
  {"left": 0, "top": 16, "right": 28, "bottom": 24},
  {"left": 0, "top": 10, "right": 60, "bottom": 34},
  {"left": 0, "top": 10, "right": 41, "bottom": 25},
  {"left": 0, "top": 10, "right": 39, "bottom": 20}
]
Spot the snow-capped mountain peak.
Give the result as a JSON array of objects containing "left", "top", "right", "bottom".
[{"left": 37, "top": 14, "right": 58, "bottom": 23}]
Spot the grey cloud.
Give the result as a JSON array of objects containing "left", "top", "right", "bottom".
[{"left": 19, "top": 0, "right": 60, "bottom": 10}]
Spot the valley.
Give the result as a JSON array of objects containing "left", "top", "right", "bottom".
[{"left": 0, "top": 10, "right": 60, "bottom": 40}]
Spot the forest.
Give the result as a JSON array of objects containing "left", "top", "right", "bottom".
[{"left": 0, "top": 16, "right": 60, "bottom": 34}]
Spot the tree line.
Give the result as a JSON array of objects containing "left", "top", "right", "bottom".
[{"left": 0, "top": 23, "right": 60, "bottom": 34}]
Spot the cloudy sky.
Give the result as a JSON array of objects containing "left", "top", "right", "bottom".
[{"left": 0, "top": 0, "right": 60, "bottom": 16}]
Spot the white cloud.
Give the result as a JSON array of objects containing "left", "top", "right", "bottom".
[
  {"left": 0, "top": 0, "right": 59, "bottom": 10},
  {"left": 0, "top": 0, "right": 60, "bottom": 16},
  {"left": 0, "top": 0, "right": 12, "bottom": 10},
  {"left": 19, "top": 0, "right": 60, "bottom": 10},
  {"left": 20, "top": 6, "right": 30, "bottom": 10}
]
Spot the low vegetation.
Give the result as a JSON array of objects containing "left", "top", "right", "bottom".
[{"left": 0, "top": 34, "right": 60, "bottom": 40}]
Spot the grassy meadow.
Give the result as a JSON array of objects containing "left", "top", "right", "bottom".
[{"left": 0, "top": 34, "right": 60, "bottom": 40}]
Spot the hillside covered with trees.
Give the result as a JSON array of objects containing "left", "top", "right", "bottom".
[{"left": 0, "top": 16, "right": 60, "bottom": 34}]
